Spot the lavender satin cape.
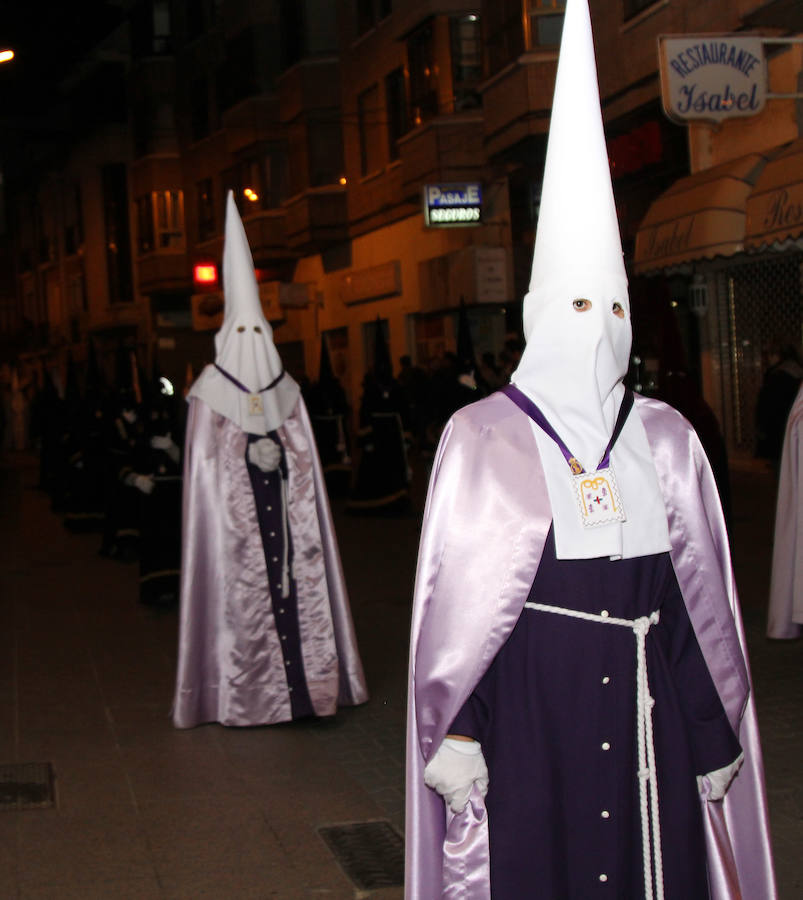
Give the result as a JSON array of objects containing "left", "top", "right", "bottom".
[
  {"left": 173, "top": 394, "right": 368, "bottom": 728},
  {"left": 406, "top": 392, "right": 775, "bottom": 900},
  {"left": 767, "top": 383, "right": 803, "bottom": 638}
]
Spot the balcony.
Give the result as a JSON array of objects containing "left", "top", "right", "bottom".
[
  {"left": 480, "top": 52, "right": 558, "bottom": 160},
  {"left": 131, "top": 156, "right": 182, "bottom": 197},
  {"left": 399, "top": 112, "right": 485, "bottom": 198},
  {"left": 242, "top": 209, "right": 289, "bottom": 261},
  {"left": 136, "top": 252, "right": 190, "bottom": 295},
  {"left": 278, "top": 58, "right": 340, "bottom": 125},
  {"left": 222, "top": 95, "right": 281, "bottom": 156},
  {"left": 283, "top": 187, "right": 348, "bottom": 252}
]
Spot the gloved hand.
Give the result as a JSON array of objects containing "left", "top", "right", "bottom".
[
  {"left": 127, "top": 473, "right": 155, "bottom": 495},
  {"left": 151, "top": 434, "right": 180, "bottom": 464},
  {"left": 248, "top": 438, "right": 282, "bottom": 473},
  {"left": 424, "top": 737, "right": 488, "bottom": 814},
  {"left": 697, "top": 752, "right": 744, "bottom": 801}
]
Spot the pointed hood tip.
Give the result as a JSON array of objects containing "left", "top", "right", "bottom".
[{"left": 528, "top": 0, "right": 627, "bottom": 301}]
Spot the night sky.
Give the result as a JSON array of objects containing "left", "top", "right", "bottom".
[{"left": 1, "top": 3, "right": 125, "bottom": 119}]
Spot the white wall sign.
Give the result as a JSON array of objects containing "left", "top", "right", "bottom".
[{"left": 659, "top": 35, "right": 767, "bottom": 124}]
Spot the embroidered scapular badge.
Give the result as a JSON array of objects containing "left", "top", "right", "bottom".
[
  {"left": 247, "top": 393, "right": 264, "bottom": 416},
  {"left": 572, "top": 467, "right": 626, "bottom": 528}
]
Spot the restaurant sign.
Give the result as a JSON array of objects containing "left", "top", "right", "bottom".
[{"left": 659, "top": 35, "right": 767, "bottom": 124}]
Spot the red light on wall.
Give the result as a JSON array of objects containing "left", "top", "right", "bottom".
[{"left": 194, "top": 263, "right": 218, "bottom": 285}]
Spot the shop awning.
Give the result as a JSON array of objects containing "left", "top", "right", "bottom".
[
  {"left": 745, "top": 137, "right": 803, "bottom": 251},
  {"left": 633, "top": 152, "right": 769, "bottom": 274}
]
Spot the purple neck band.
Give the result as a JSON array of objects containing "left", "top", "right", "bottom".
[
  {"left": 214, "top": 364, "right": 285, "bottom": 395},
  {"left": 501, "top": 383, "right": 634, "bottom": 473}
]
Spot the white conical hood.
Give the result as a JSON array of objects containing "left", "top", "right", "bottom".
[
  {"left": 511, "top": 0, "right": 669, "bottom": 561},
  {"left": 526, "top": 0, "right": 627, "bottom": 317},
  {"left": 189, "top": 192, "right": 300, "bottom": 434}
]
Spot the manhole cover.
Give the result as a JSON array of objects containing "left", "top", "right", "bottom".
[
  {"left": 0, "top": 762, "right": 55, "bottom": 810},
  {"left": 318, "top": 820, "right": 404, "bottom": 890}
]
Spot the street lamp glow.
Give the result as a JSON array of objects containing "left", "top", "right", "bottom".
[{"left": 0, "top": 49, "right": 14, "bottom": 64}]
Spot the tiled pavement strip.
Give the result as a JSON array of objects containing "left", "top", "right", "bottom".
[{"left": 0, "top": 450, "right": 800, "bottom": 897}]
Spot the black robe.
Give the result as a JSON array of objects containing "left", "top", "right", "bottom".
[{"left": 450, "top": 527, "right": 741, "bottom": 899}]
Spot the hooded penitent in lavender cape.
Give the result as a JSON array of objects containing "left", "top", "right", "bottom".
[
  {"left": 405, "top": 1, "right": 775, "bottom": 898},
  {"left": 767, "top": 381, "right": 803, "bottom": 640},
  {"left": 173, "top": 192, "right": 367, "bottom": 728}
]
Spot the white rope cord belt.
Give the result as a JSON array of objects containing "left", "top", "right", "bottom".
[{"left": 524, "top": 601, "right": 664, "bottom": 900}]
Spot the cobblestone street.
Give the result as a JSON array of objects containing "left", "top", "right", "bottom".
[{"left": 0, "top": 450, "right": 800, "bottom": 897}]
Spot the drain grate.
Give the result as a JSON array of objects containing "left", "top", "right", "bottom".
[
  {"left": 0, "top": 762, "right": 55, "bottom": 811},
  {"left": 318, "top": 820, "right": 404, "bottom": 890}
]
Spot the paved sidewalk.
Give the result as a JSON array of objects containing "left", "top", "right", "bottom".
[{"left": 0, "top": 451, "right": 800, "bottom": 898}]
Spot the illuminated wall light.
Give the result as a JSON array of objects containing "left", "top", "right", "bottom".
[
  {"left": 339, "top": 176, "right": 347, "bottom": 186},
  {"left": 194, "top": 263, "right": 218, "bottom": 284},
  {"left": 0, "top": 49, "right": 15, "bottom": 64},
  {"left": 243, "top": 187, "right": 259, "bottom": 202}
]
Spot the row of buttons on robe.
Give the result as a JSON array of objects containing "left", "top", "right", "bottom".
[
  {"left": 264, "top": 477, "right": 293, "bottom": 689},
  {"left": 599, "top": 610, "right": 612, "bottom": 886}
]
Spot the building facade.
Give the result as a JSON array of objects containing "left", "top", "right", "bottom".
[{"left": 4, "top": 0, "right": 802, "bottom": 451}]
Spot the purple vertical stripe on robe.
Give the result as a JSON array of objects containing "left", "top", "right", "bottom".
[{"left": 245, "top": 432, "right": 314, "bottom": 719}]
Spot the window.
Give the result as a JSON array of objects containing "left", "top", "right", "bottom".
[
  {"left": 355, "top": 0, "right": 392, "bottom": 36},
  {"left": 450, "top": 15, "right": 482, "bottom": 111},
  {"left": 102, "top": 164, "right": 133, "bottom": 304},
  {"left": 155, "top": 191, "right": 185, "bottom": 249},
  {"left": 280, "top": 0, "right": 305, "bottom": 69},
  {"left": 190, "top": 75, "right": 210, "bottom": 142},
  {"left": 623, "top": 0, "right": 658, "bottom": 20},
  {"left": 64, "top": 184, "right": 84, "bottom": 255},
  {"left": 67, "top": 272, "right": 87, "bottom": 314},
  {"left": 136, "top": 196, "right": 155, "bottom": 253},
  {"left": 131, "top": 0, "right": 172, "bottom": 58},
  {"left": 526, "top": 0, "right": 565, "bottom": 49},
  {"left": 407, "top": 23, "right": 439, "bottom": 125},
  {"left": 262, "top": 148, "right": 289, "bottom": 208},
  {"left": 218, "top": 29, "right": 258, "bottom": 111},
  {"left": 385, "top": 67, "right": 408, "bottom": 161},
  {"left": 186, "top": 0, "right": 206, "bottom": 41},
  {"left": 484, "top": 0, "right": 526, "bottom": 76},
  {"left": 197, "top": 179, "right": 215, "bottom": 241},
  {"left": 358, "top": 85, "right": 383, "bottom": 175},
  {"left": 222, "top": 150, "right": 290, "bottom": 214},
  {"left": 136, "top": 190, "right": 185, "bottom": 254}
]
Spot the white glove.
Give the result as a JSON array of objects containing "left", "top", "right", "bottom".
[
  {"left": 248, "top": 438, "right": 282, "bottom": 473},
  {"left": 151, "top": 434, "right": 180, "bottom": 464},
  {"left": 697, "top": 752, "right": 744, "bottom": 801},
  {"left": 424, "top": 738, "right": 488, "bottom": 814},
  {"left": 129, "top": 473, "right": 155, "bottom": 495}
]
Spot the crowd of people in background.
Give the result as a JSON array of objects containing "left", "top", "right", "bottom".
[
  {"left": 4, "top": 328, "right": 800, "bottom": 554},
  {"left": 0, "top": 346, "right": 187, "bottom": 608}
]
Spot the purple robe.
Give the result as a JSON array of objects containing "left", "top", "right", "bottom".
[
  {"left": 767, "top": 383, "right": 803, "bottom": 639},
  {"left": 406, "top": 392, "right": 775, "bottom": 899},
  {"left": 173, "top": 394, "right": 368, "bottom": 728}
]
